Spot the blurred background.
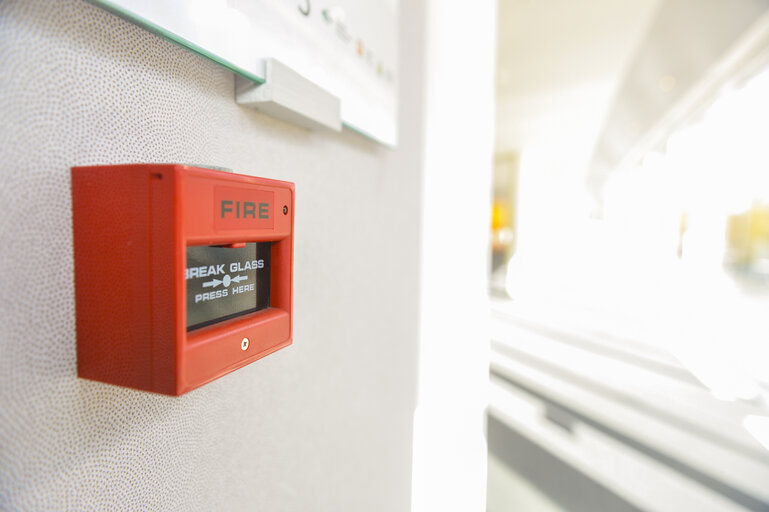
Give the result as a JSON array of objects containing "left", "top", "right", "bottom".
[{"left": 488, "top": 0, "right": 769, "bottom": 510}]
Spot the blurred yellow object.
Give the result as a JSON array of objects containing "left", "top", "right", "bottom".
[
  {"left": 491, "top": 200, "right": 511, "bottom": 231},
  {"left": 726, "top": 203, "right": 769, "bottom": 269},
  {"left": 491, "top": 153, "right": 518, "bottom": 273}
]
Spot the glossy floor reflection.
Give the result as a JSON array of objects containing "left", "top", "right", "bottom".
[
  {"left": 487, "top": 415, "right": 641, "bottom": 512},
  {"left": 487, "top": 451, "right": 564, "bottom": 512}
]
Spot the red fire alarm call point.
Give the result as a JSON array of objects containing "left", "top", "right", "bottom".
[{"left": 71, "top": 164, "right": 294, "bottom": 395}]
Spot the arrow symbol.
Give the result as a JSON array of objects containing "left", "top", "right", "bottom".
[
  {"left": 231, "top": 275, "right": 249, "bottom": 283},
  {"left": 202, "top": 279, "right": 223, "bottom": 288}
]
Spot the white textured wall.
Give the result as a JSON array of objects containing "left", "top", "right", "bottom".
[
  {"left": 411, "top": 0, "right": 496, "bottom": 510},
  {"left": 0, "top": 1, "right": 426, "bottom": 510}
]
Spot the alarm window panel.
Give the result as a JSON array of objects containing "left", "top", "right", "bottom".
[{"left": 185, "top": 243, "right": 271, "bottom": 330}]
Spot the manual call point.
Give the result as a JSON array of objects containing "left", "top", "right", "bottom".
[{"left": 71, "top": 164, "right": 294, "bottom": 395}]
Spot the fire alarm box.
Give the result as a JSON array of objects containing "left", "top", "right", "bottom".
[{"left": 71, "top": 164, "right": 294, "bottom": 395}]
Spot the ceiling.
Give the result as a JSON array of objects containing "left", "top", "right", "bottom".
[
  {"left": 495, "top": 0, "right": 662, "bottom": 169},
  {"left": 496, "top": 0, "right": 769, "bottom": 204}
]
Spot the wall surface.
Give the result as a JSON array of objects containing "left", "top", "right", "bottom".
[
  {"left": 0, "top": 1, "right": 426, "bottom": 510},
  {"left": 411, "top": 1, "right": 496, "bottom": 510}
]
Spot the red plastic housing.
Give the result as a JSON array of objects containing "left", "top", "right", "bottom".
[{"left": 71, "top": 164, "right": 294, "bottom": 395}]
